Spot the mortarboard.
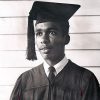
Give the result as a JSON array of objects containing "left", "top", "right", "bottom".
[{"left": 27, "top": 1, "right": 80, "bottom": 60}]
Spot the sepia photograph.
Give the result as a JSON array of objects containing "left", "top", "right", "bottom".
[{"left": 0, "top": 0, "right": 100, "bottom": 100}]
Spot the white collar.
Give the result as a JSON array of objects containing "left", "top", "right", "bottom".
[{"left": 43, "top": 56, "right": 68, "bottom": 76}]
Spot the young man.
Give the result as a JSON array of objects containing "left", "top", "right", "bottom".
[{"left": 10, "top": 1, "right": 100, "bottom": 100}]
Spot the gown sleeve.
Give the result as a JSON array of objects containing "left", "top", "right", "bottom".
[
  {"left": 82, "top": 72, "right": 100, "bottom": 100},
  {"left": 10, "top": 74, "right": 23, "bottom": 100}
]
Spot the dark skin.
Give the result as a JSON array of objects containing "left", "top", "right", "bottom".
[{"left": 34, "top": 21, "right": 69, "bottom": 66}]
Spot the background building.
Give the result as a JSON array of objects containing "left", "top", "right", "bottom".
[{"left": 0, "top": 0, "right": 100, "bottom": 100}]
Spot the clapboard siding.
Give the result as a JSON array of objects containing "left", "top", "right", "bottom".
[
  {"left": 0, "top": 86, "right": 13, "bottom": 100},
  {"left": 0, "top": 0, "right": 100, "bottom": 100},
  {"left": 0, "top": 51, "right": 40, "bottom": 68},
  {"left": 0, "top": 0, "right": 100, "bottom": 17},
  {"left": 0, "top": 35, "right": 27, "bottom": 50},
  {"left": 1, "top": 34, "right": 100, "bottom": 50},
  {"left": 0, "top": 68, "right": 30, "bottom": 85},
  {"left": 0, "top": 16, "right": 100, "bottom": 34},
  {"left": 0, "top": 50, "right": 100, "bottom": 67},
  {"left": 70, "top": 16, "right": 100, "bottom": 33},
  {"left": 0, "top": 18, "right": 27, "bottom": 34},
  {"left": 67, "top": 34, "right": 100, "bottom": 49}
]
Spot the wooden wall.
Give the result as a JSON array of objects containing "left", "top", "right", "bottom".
[{"left": 0, "top": 0, "right": 100, "bottom": 100}]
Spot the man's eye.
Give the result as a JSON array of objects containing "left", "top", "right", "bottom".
[
  {"left": 49, "top": 31, "right": 56, "bottom": 36},
  {"left": 36, "top": 32, "right": 43, "bottom": 36}
]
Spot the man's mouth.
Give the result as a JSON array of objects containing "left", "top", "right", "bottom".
[{"left": 40, "top": 46, "right": 52, "bottom": 54}]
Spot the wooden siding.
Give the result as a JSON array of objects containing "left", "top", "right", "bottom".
[{"left": 0, "top": 0, "right": 100, "bottom": 100}]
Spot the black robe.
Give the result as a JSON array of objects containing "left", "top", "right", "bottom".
[{"left": 10, "top": 60, "right": 100, "bottom": 100}]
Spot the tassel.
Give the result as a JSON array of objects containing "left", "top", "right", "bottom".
[{"left": 26, "top": 16, "right": 37, "bottom": 60}]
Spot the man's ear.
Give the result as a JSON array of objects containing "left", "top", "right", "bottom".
[{"left": 64, "top": 35, "right": 70, "bottom": 45}]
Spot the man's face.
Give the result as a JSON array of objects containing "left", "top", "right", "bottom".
[{"left": 34, "top": 21, "right": 67, "bottom": 61}]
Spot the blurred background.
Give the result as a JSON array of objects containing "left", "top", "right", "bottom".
[{"left": 0, "top": 0, "right": 100, "bottom": 100}]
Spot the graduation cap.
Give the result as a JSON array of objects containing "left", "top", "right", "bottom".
[{"left": 27, "top": 1, "right": 80, "bottom": 60}]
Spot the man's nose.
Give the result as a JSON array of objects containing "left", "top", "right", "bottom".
[{"left": 41, "top": 33, "right": 49, "bottom": 44}]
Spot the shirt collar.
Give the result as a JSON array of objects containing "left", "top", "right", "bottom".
[{"left": 43, "top": 56, "right": 68, "bottom": 76}]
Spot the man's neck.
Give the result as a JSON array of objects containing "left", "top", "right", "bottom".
[
  {"left": 44, "top": 54, "right": 65, "bottom": 66},
  {"left": 43, "top": 55, "right": 68, "bottom": 76}
]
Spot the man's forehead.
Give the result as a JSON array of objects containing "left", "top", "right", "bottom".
[{"left": 34, "top": 21, "right": 61, "bottom": 31}]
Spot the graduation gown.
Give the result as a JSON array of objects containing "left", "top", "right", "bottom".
[{"left": 10, "top": 60, "right": 100, "bottom": 100}]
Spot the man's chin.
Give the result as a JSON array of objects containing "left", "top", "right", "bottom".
[
  {"left": 40, "top": 52, "right": 52, "bottom": 60},
  {"left": 41, "top": 53, "right": 49, "bottom": 59}
]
